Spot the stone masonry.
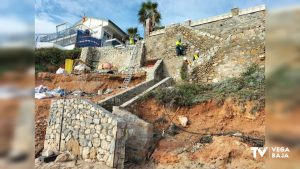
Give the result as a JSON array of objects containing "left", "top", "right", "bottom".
[
  {"left": 145, "top": 25, "right": 220, "bottom": 81},
  {"left": 44, "top": 99, "right": 126, "bottom": 168},
  {"left": 145, "top": 5, "right": 265, "bottom": 83},
  {"left": 80, "top": 41, "right": 145, "bottom": 71}
]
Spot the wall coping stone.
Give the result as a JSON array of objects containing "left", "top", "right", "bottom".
[{"left": 148, "top": 5, "right": 266, "bottom": 37}]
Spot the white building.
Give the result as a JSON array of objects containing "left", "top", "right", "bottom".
[{"left": 36, "top": 17, "right": 127, "bottom": 50}]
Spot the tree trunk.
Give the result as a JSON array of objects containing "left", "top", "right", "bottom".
[{"left": 145, "top": 18, "right": 152, "bottom": 37}]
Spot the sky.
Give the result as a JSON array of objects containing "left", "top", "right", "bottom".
[{"left": 33, "top": 0, "right": 299, "bottom": 36}]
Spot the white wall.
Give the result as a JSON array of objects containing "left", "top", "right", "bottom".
[{"left": 36, "top": 42, "right": 75, "bottom": 50}]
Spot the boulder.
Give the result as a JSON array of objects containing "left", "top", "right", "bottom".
[{"left": 178, "top": 116, "right": 189, "bottom": 127}]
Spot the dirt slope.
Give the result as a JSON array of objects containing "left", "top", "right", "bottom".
[{"left": 128, "top": 98, "right": 265, "bottom": 169}]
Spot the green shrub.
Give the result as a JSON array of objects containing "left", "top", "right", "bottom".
[
  {"left": 180, "top": 62, "right": 189, "bottom": 81},
  {"left": 149, "top": 64, "right": 265, "bottom": 109},
  {"left": 35, "top": 48, "right": 81, "bottom": 73}
]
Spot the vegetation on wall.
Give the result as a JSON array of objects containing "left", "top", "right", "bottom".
[
  {"left": 147, "top": 64, "right": 265, "bottom": 112},
  {"left": 35, "top": 48, "right": 81, "bottom": 73},
  {"left": 180, "top": 62, "right": 189, "bottom": 81}
]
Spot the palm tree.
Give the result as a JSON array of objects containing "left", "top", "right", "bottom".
[
  {"left": 138, "top": 1, "right": 161, "bottom": 35},
  {"left": 127, "top": 27, "right": 138, "bottom": 38}
]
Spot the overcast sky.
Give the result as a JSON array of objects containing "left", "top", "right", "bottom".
[{"left": 35, "top": 0, "right": 300, "bottom": 36}]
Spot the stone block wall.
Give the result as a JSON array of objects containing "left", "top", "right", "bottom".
[
  {"left": 190, "top": 22, "right": 265, "bottom": 83},
  {"left": 80, "top": 42, "right": 145, "bottom": 71},
  {"left": 145, "top": 25, "right": 220, "bottom": 81},
  {"left": 191, "top": 6, "right": 265, "bottom": 38},
  {"left": 44, "top": 99, "right": 126, "bottom": 168},
  {"left": 145, "top": 5, "right": 265, "bottom": 83}
]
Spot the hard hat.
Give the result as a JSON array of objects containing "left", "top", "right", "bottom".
[
  {"left": 183, "top": 57, "right": 187, "bottom": 60},
  {"left": 195, "top": 50, "right": 200, "bottom": 53}
]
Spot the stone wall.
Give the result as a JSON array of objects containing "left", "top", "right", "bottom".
[
  {"left": 191, "top": 5, "right": 265, "bottom": 38},
  {"left": 145, "top": 25, "right": 220, "bottom": 81},
  {"left": 121, "top": 77, "right": 173, "bottom": 108},
  {"left": 191, "top": 9, "right": 265, "bottom": 39},
  {"left": 80, "top": 41, "right": 145, "bottom": 71},
  {"left": 190, "top": 21, "right": 265, "bottom": 83},
  {"left": 145, "top": 5, "right": 265, "bottom": 83},
  {"left": 98, "top": 59, "right": 166, "bottom": 111},
  {"left": 44, "top": 99, "right": 126, "bottom": 168},
  {"left": 98, "top": 79, "right": 156, "bottom": 111},
  {"left": 110, "top": 77, "right": 173, "bottom": 162}
]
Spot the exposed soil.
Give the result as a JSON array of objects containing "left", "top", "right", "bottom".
[
  {"left": 35, "top": 99, "right": 51, "bottom": 156},
  {"left": 34, "top": 72, "right": 146, "bottom": 156},
  {"left": 128, "top": 98, "right": 266, "bottom": 169},
  {"left": 36, "top": 72, "right": 146, "bottom": 93}
]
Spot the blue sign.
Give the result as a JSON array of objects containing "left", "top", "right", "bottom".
[{"left": 75, "top": 30, "right": 102, "bottom": 48}]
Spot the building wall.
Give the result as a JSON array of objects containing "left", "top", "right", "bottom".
[{"left": 44, "top": 99, "right": 126, "bottom": 168}]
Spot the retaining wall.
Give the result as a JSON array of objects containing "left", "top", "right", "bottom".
[
  {"left": 145, "top": 5, "right": 265, "bottom": 83},
  {"left": 80, "top": 42, "right": 145, "bottom": 71},
  {"left": 98, "top": 59, "right": 165, "bottom": 111},
  {"left": 109, "top": 77, "right": 173, "bottom": 162},
  {"left": 112, "top": 107, "right": 154, "bottom": 162},
  {"left": 98, "top": 79, "right": 156, "bottom": 111},
  {"left": 44, "top": 99, "right": 126, "bottom": 168},
  {"left": 121, "top": 77, "right": 173, "bottom": 108}
]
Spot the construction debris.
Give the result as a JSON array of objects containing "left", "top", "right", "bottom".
[
  {"left": 35, "top": 85, "right": 65, "bottom": 99},
  {"left": 56, "top": 68, "right": 67, "bottom": 74},
  {"left": 71, "top": 90, "right": 83, "bottom": 96},
  {"left": 42, "top": 149, "right": 55, "bottom": 157},
  {"left": 104, "top": 88, "right": 113, "bottom": 94},
  {"left": 73, "top": 63, "right": 91, "bottom": 74}
]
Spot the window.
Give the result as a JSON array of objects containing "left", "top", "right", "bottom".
[{"left": 103, "top": 31, "right": 111, "bottom": 40}]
